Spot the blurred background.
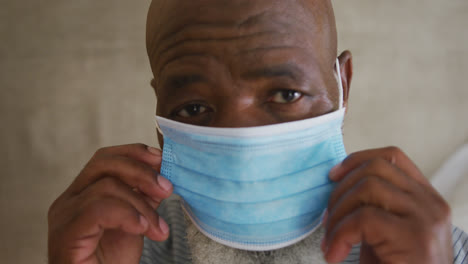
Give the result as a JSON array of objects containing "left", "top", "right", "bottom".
[{"left": 0, "top": 0, "right": 467, "bottom": 263}]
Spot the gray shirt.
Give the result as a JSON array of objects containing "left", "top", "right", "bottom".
[{"left": 140, "top": 196, "right": 468, "bottom": 264}]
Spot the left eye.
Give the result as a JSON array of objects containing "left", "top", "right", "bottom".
[
  {"left": 271, "top": 90, "right": 303, "bottom": 104},
  {"left": 176, "top": 104, "right": 209, "bottom": 118}
]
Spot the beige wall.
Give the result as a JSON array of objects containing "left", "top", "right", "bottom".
[{"left": 0, "top": 1, "right": 467, "bottom": 263}]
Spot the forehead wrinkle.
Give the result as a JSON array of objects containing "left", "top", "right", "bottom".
[
  {"left": 156, "top": 21, "right": 236, "bottom": 52},
  {"left": 237, "top": 10, "right": 270, "bottom": 28},
  {"left": 149, "top": 9, "right": 258, "bottom": 62},
  {"left": 236, "top": 44, "right": 301, "bottom": 55},
  {"left": 148, "top": 6, "right": 295, "bottom": 68},
  {"left": 153, "top": 29, "right": 294, "bottom": 79},
  {"left": 156, "top": 31, "right": 277, "bottom": 62},
  {"left": 151, "top": 1, "right": 279, "bottom": 45},
  {"left": 152, "top": 11, "right": 292, "bottom": 60},
  {"left": 147, "top": 0, "right": 336, "bottom": 49},
  {"left": 154, "top": 33, "right": 296, "bottom": 80},
  {"left": 148, "top": 0, "right": 338, "bottom": 82},
  {"left": 149, "top": 23, "right": 269, "bottom": 77}
]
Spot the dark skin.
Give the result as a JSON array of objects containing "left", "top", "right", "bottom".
[
  {"left": 48, "top": 0, "right": 453, "bottom": 263},
  {"left": 148, "top": 0, "right": 344, "bottom": 128}
]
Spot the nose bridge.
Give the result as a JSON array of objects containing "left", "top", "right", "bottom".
[{"left": 212, "top": 95, "right": 264, "bottom": 128}]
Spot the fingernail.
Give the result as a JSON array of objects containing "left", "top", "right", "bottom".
[
  {"left": 147, "top": 146, "right": 161, "bottom": 156},
  {"left": 159, "top": 217, "right": 169, "bottom": 234},
  {"left": 329, "top": 163, "right": 341, "bottom": 181},
  {"left": 157, "top": 175, "right": 173, "bottom": 191},
  {"left": 140, "top": 215, "right": 149, "bottom": 230}
]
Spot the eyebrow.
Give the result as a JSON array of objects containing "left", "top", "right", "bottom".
[
  {"left": 163, "top": 74, "right": 207, "bottom": 91},
  {"left": 242, "top": 64, "right": 304, "bottom": 82}
]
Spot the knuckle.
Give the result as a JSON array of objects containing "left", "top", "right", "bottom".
[
  {"left": 385, "top": 146, "right": 402, "bottom": 155},
  {"left": 47, "top": 197, "right": 61, "bottom": 221},
  {"left": 48, "top": 192, "right": 71, "bottom": 223},
  {"left": 82, "top": 177, "right": 122, "bottom": 200},
  {"left": 96, "top": 177, "right": 121, "bottom": 192},
  {"left": 83, "top": 157, "right": 100, "bottom": 172},
  {"left": 385, "top": 146, "right": 404, "bottom": 162},
  {"left": 84, "top": 197, "right": 111, "bottom": 216},
  {"left": 366, "top": 158, "right": 387, "bottom": 172},
  {"left": 357, "top": 176, "right": 378, "bottom": 193},
  {"left": 84, "top": 196, "right": 121, "bottom": 216},
  {"left": 85, "top": 157, "right": 115, "bottom": 175},
  {"left": 95, "top": 146, "right": 111, "bottom": 157},
  {"left": 440, "top": 202, "right": 452, "bottom": 221},
  {"left": 433, "top": 198, "right": 452, "bottom": 224},
  {"left": 355, "top": 178, "right": 369, "bottom": 194}
]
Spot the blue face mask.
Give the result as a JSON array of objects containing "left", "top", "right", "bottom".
[{"left": 156, "top": 59, "right": 347, "bottom": 251}]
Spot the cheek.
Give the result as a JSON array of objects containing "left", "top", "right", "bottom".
[{"left": 312, "top": 92, "right": 335, "bottom": 113}]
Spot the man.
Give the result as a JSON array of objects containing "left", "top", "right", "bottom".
[{"left": 47, "top": 0, "right": 468, "bottom": 263}]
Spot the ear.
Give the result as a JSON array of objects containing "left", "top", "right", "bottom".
[{"left": 337, "top": 50, "right": 353, "bottom": 110}]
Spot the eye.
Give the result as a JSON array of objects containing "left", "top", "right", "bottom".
[
  {"left": 176, "top": 104, "right": 209, "bottom": 118},
  {"left": 271, "top": 90, "right": 303, "bottom": 104}
]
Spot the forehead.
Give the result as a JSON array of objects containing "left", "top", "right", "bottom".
[{"left": 147, "top": 0, "right": 334, "bottom": 79}]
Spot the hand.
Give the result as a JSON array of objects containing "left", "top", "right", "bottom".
[
  {"left": 48, "top": 144, "right": 173, "bottom": 264},
  {"left": 322, "top": 147, "right": 453, "bottom": 264}
]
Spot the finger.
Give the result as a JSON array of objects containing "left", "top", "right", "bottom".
[
  {"left": 329, "top": 147, "right": 431, "bottom": 188},
  {"left": 328, "top": 158, "right": 418, "bottom": 211},
  {"left": 77, "top": 177, "right": 170, "bottom": 241},
  {"left": 69, "top": 156, "right": 173, "bottom": 201},
  {"left": 93, "top": 143, "right": 162, "bottom": 170},
  {"left": 326, "top": 176, "right": 418, "bottom": 234},
  {"left": 69, "top": 196, "right": 168, "bottom": 247},
  {"left": 133, "top": 188, "right": 160, "bottom": 209},
  {"left": 324, "top": 206, "right": 405, "bottom": 263}
]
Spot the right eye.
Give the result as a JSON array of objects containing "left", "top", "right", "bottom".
[
  {"left": 176, "top": 104, "right": 209, "bottom": 118},
  {"left": 270, "top": 90, "right": 303, "bottom": 104}
]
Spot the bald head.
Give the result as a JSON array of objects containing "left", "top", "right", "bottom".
[
  {"left": 147, "top": 0, "right": 337, "bottom": 73},
  {"left": 146, "top": 0, "right": 351, "bottom": 128}
]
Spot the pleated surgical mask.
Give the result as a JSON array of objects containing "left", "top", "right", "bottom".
[{"left": 156, "top": 59, "right": 347, "bottom": 251}]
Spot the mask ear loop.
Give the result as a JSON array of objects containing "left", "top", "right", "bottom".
[
  {"left": 155, "top": 118, "right": 164, "bottom": 136},
  {"left": 336, "top": 58, "right": 344, "bottom": 110}
]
